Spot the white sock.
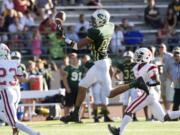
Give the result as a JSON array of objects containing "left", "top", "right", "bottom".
[
  {"left": 15, "top": 122, "right": 38, "bottom": 135},
  {"left": 120, "top": 115, "right": 132, "bottom": 135},
  {"left": 168, "top": 111, "right": 180, "bottom": 120}
]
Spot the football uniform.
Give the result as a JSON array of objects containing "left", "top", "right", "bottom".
[
  {"left": 64, "top": 65, "right": 85, "bottom": 107},
  {"left": 0, "top": 60, "right": 22, "bottom": 126},
  {"left": 79, "top": 22, "right": 114, "bottom": 97},
  {"left": 115, "top": 62, "right": 139, "bottom": 105},
  {"left": 0, "top": 60, "right": 39, "bottom": 135},
  {"left": 83, "top": 60, "right": 108, "bottom": 105},
  {"left": 125, "top": 63, "right": 166, "bottom": 121}
]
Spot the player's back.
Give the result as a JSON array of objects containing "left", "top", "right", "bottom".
[{"left": 0, "top": 60, "right": 21, "bottom": 89}]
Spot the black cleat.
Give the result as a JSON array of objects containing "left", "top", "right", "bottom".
[
  {"left": 94, "top": 117, "right": 100, "bottom": 123},
  {"left": 136, "top": 77, "right": 149, "bottom": 94},
  {"left": 60, "top": 112, "right": 80, "bottom": 123},
  {"left": 108, "top": 124, "right": 120, "bottom": 135},
  {"left": 104, "top": 116, "right": 114, "bottom": 122}
]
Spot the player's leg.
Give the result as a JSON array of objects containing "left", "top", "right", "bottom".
[
  {"left": 122, "top": 91, "right": 130, "bottom": 116},
  {"left": 60, "top": 65, "right": 98, "bottom": 123},
  {"left": 0, "top": 110, "right": 10, "bottom": 125},
  {"left": 148, "top": 99, "right": 166, "bottom": 122},
  {"left": 1, "top": 89, "right": 40, "bottom": 135},
  {"left": 108, "top": 92, "right": 149, "bottom": 135},
  {"left": 91, "top": 83, "right": 101, "bottom": 122},
  {"left": 130, "top": 88, "right": 139, "bottom": 121},
  {"left": 100, "top": 87, "right": 113, "bottom": 122}
]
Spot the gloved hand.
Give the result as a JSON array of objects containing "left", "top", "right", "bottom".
[{"left": 65, "top": 38, "right": 78, "bottom": 50}]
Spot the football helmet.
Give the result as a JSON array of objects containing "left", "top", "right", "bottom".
[
  {"left": 11, "top": 51, "right": 22, "bottom": 62},
  {"left": 91, "top": 9, "right": 110, "bottom": 27},
  {"left": 123, "top": 51, "right": 134, "bottom": 58},
  {"left": 134, "top": 48, "right": 152, "bottom": 64},
  {"left": 0, "top": 43, "right": 11, "bottom": 60}
]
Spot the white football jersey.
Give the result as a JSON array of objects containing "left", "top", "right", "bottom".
[
  {"left": 133, "top": 63, "right": 158, "bottom": 83},
  {"left": 0, "top": 60, "right": 22, "bottom": 90}
]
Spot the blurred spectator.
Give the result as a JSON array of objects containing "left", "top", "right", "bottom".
[
  {"left": 87, "top": 0, "right": 102, "bottom": 6},
  {"left": 13, "top": 0, "right": 30, "bottom": 14},
  {"left": 49, "top": 61, "right": 61, "bottom": 89},
  {"left": 165, "top": 7, "right": 177, "bottom": 30},
  {"left": 21, "top": 25, "right": 33, "bottom": 49},
  {"left": 17, "top": 11, "right": 35, "bottom": 27},
  {"left": 0, "top": 16, "right": 8, "bottom": 42},
  {"left": 48, "top": 32, "right": 65, "bottom": 60},
  {"left": 17, "top": 11, "right": 26, "bottom": 27},
  {"left": 8, "top": 16, "right": 24, "bottom": 33},
  {"left": 32, "top": 27, "right": 42, "bottom": 61},
  {"left": 169, "top": 47, "right": 180, "bottom": 119},
  {"left": 3, "top": 9, "right": 16, "bottom": 32},
  {"left": 75, "top": 14, "right": 89, "bottom": 39},
  {"left": 39, "top": 16, "right": 56, "bottom": 38},
  {"left": 120, "top": 18, "right": 134, "bottom": 32},
  {"left": 156, "top": 43, "right": 174, "bottom": 112},
  {"left": 24, "top": 11, "right": 35, "bottom": 27},
  {"left": 35, "top": 0, "right": 54, "bottom": 19},
  {"left": 66, "top": 26, "right": 79, "bottom": 42},
  {"left": 168, "top": 0, "right": 180, "bottom": 22},
  {"left": 110, "top": 25, "right": 124, "bottom": 54},
  {"left": 144, "top": 0, "right": 162, "bottom": 29},
  {"left": 1, "top": 0, "right": 14, "bottom": 13},
  {"left": 36, "top": 59, "right": 50, "bottom": 90},
  {"left": 156, "top": 23, "right": 174, "bottom": 44}
]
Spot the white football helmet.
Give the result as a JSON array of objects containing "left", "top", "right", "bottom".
[
  {"left": 0, "top": 43, "right": 11, "bottom": 60},
  {"left": 134, "top": 48, "right": 152, "bottom": 64},
  {"left": 123, "top": 51, "right": 134, "bottom": 58},
  {"left": 91, "top": 9, "right": 110, "bottom": 27},
  {"left": 11, "top": 51, "right": 22, "bottom": 62}
]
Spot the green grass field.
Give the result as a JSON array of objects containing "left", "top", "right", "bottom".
[{"left": 1, "top": 119, "right": 180, "bottom": 135}]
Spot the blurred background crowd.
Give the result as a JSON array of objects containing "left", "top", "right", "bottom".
[{"left": 0, "top": 0, "right": 179, "bottom": 124}]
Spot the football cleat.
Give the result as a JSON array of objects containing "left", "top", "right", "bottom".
[
  {"left": 104, "top": 116, "right": 114, "bottom": 122},
  {"left": 13, "top": 128, "right": 19, "bottom": 135},
  {"left": 60, "top": 111, "right": 80, "bottom": 123},
  {"left": 108, "top": 124, "right": 120, "bottom": 135}
]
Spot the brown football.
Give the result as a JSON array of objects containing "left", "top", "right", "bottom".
[{"left": 55, "top": 11, "right": 66, "bottom": 25}]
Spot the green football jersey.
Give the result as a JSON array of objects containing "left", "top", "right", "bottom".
[
  {"left": 64, "top": 65, "right": 85, "bottom": 88},
  {"left": 87, "top": 22, "right": 114, "bottom": 61},
  {"left": 113, "top": 60, "right": 136, "bottom": 82}
]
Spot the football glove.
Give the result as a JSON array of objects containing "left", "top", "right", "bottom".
[{"left": 65, "top": 38, "right": 78, "bottom": 50}]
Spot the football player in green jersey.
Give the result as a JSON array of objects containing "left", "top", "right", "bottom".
[
  {"left": 59, "top": 9, "right": 148, "bottom": 123},
  {"left": 62, "top": 53, "right": 85, "bottom": 117}
]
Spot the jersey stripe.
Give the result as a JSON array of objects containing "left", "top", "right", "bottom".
[
  {"left": 148, "top": 66, "right": 157, "bottom": 72},
  {"left": 1, "top": 90, "right": 14, "bottom": 126},
  {"left": 128, "top": 93, "right": 148, "bottom": 113},
  {"left": 125, "top": 92, "right": 146, "bottom": 112}
]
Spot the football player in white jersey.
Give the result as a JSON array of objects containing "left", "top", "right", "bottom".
[
  {"left": 0, "top": 43, "right": 41, "bottom": 135},
  {"left": 108, "top": 47, "right": 180, "bottom": 135}
]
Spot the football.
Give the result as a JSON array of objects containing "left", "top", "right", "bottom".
[{"left": 55, "top": 11, "right": 66, "bottom": 25}]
